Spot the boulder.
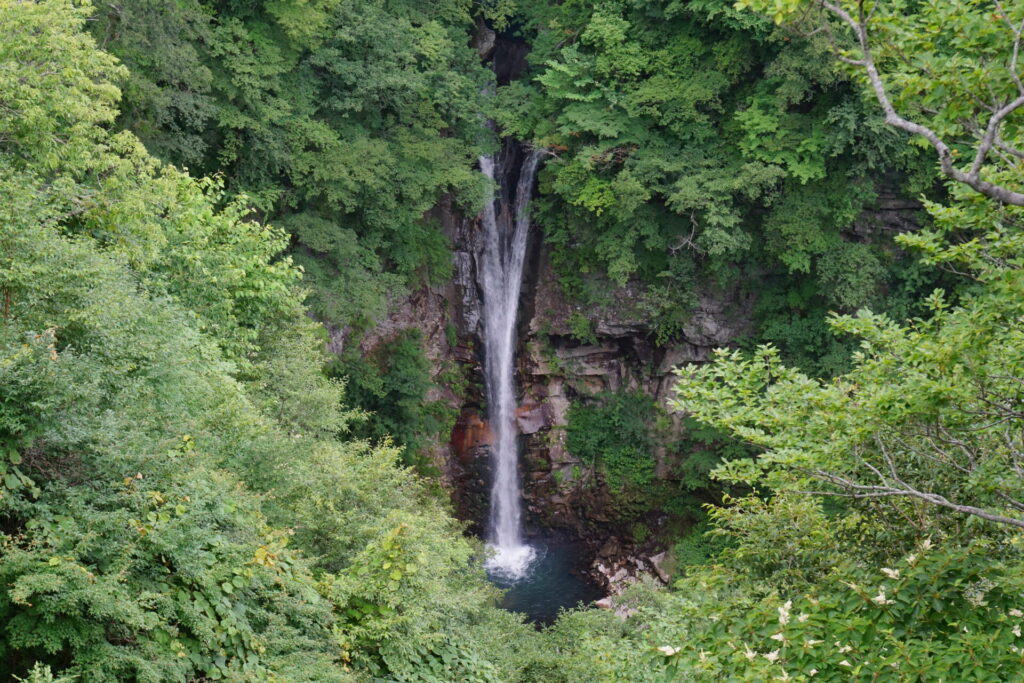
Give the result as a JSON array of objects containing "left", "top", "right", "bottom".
[
  {"left": 516, "top": 403, "right": 547, "bottom": 434},
  {"left": 649, "top": 551, "right": 672, "bottom": 583}
]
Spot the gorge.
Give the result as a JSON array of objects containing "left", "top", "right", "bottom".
[
  {"left": 10, "top": 0, "right": 1020, "bottom": 678},
  {"left": 358, "top": 23, "right": 928, "bottom": 616}
]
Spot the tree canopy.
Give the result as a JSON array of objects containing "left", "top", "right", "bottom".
[{"left": 5, "top": 0, "right": 1024, "bottom": 680}]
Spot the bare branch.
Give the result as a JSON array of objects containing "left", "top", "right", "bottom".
[
  {"left": 969, "top": 94, "right": 1024, "bottom": 178},
  {"left": 996, "top": 134, "right": 1024, "bottom": 160},
  {"left": 995, "top": 491, "right": 1024, "bottom": 513}
]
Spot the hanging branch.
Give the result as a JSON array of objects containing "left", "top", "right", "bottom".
[{"left": 820, "top": 0, "right": 1024, "bottom": 206}]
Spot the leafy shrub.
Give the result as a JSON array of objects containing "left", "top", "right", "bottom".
[
  {"left": 566, "top": 392, "right": 656, "bottom": 490},
  {"left": 0, "top": 5, "right": 532, "bottom": 681},
  {"left": 655, "top": 538, "right": 1024, "bottom": 681},
  {"left": 333, "top": 329, "right": 454, "bottom": 467}
]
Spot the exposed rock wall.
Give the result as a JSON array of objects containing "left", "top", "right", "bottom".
[
  {"left": 513, "top": 244, "right": 754, "bottom": 542},
  {"left": 359, "top": 190, "right": 754, "bottom": 530},
  {"left": 351, "top": 193, "right": 484, "bottom": 502},
  {"left": 350, "top": 172, "right": 923, "bottom": 592}
]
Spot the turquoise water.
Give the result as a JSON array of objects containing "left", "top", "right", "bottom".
[{"left": 487, "top": 541, "right": 604, "bottom": 625}]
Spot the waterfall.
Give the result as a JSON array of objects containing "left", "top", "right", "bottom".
[{"left": 480, "top": 147, "right": 543, "bottom": 580}]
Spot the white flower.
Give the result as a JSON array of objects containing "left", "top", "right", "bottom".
[
  {"left": 798, "top": 613, "right": 810, "bottom": 623},
  {"left": 871, "top": 590, "right": 889, "bottom": 605},
  {"left": 1013, "top": 625, "right": 1021, "bottom": 638},
  {"left": 657, "top": 646, "right": 679, "bottom": 656},
  {"left": 839, "top": 660, "right": 852, "bottom": 667},
  {"left": 770, "top": 632, "right": 786, "bottom": 642},
  {"left": 808, "top": 669, "right": 818, "bottom": 677},
  {"left": 764, "top": 650, "right": 780, "bottom": 663},
  {"left": 906, "top": 554, "right": 917, "bottom": 566},
  {"left": 776, "top": 671, "right": 790, "bottom": 681},
  {"left": 1010, "top": 608, "right": 1023, "bottom": 618},
  {"left": 921, "top": 538, "right": 933, "bottom": 550},
  {"left": 881, "top": 567, "right": 900, "bottom": 579},
  {"left": 838, "top": 644, "right": 853, "bottom": 654},
  {"left": 778, "top": 600, "right": 792, "bottom": 625},
  {"left": 745, "top": 647, "right": 757, "bottom": 662},
  {"left": 804, "top": 639, "right": 823, "bottom": 647}
]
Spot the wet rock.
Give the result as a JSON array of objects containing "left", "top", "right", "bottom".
[
  {"left": 657, "top": 344, "right": 709, "bottom": 374},
  {"left": 680, "top": 291, "right": 755, "bottom": 348},
  {"left": 513, "top": 236, "right": 760, "bottom": 535},
  {"left": 451, "top": 411, "right": 492, "bottom": 459},
  {"left": 452, "top": 250, "right": 481, "bottom": 336},
  {"left": 557, "top": 342, "right": 618, "bottom": 359},
  {"left": 598, "top": 537, "right": 622, "bottom": 560},
  {"left": 594, "top": 595, "right": 636, "bottom": 619},
  {"left": 516, "top": 403, "right": 547, "bottom": 434},
  {"left": 590, "top": 544, "right": 675, "bottom": 598}
]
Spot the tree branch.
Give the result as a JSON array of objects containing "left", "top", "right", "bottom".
[
  {"left": 820, "top": 0, "right": 1024, "bottom": 206},
  {"left": 805, "top": 464, "right": 1024, "bottom": 529}
]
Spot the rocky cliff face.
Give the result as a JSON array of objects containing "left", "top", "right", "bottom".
[
  {"left": 352, "top": 176, "right": 922, "bottom": 592},
  {"left": 513, "top": 242, "right": 754, "bottom": 533},
  {"left": 355, "top": 182, "right": 753, "bottom": 541}
]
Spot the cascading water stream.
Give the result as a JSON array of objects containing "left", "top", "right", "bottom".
[{"left": 479, "top": 147, "right": 543, "bottom": 581}]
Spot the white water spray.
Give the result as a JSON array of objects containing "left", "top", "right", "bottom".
[{"left": 480, "top": 148, "right": 543, "bottom": 580}]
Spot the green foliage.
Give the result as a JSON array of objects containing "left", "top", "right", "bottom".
[
  {"left": 737, "top": 0, "right": 1024, "bottom": 210},
  {"left": 563, "top": 393, "right": 748, "bottom": 527},
  {"left": 660, "top": 539, "right": 1024, "bottom": 680},
  {"left": 0, "top": 5, "right": 532, "bottom": 681},
  {"left": 566, "top": 392, "right": 656, "bottom": 491},
  {"left": 745, "top": 276, "right": 858, "bottom": 376},
  {"left": 566, "top": 312, "right": 598, "bottom": 345},
  {"left": 668, "top": 416, "right": 752, "bottom": 494},
  {"left": 589, "top": 499, "right": 1024, "bottom": 681},
  {"left": 671, "top": 517, "right": 727, "bottom": 572},
  {"left": 89, "top": 0, "right": 490, "bottom": 331},
  {"left": 334, "top": 329, "right": 454, "bottom": 467},
  {"left": 674, "top": 200, "right": 1024, "bottom": 536},
  {"left": 14, "top": 663, "right": 75, "bottom": 683},
  {"left": 496, "top": 0, "right": 930, "bottom": 345},
  {"left": 321, "top": 515, "right": 516, "bottom": 681},
  {"left": 511, "top": 5, "right": 1024, "bottom": 679},
  {"left": 10, "top": 0, "right": 1024, "bottom": 680},
  {"left": 587, "top": 3, "right": 1024, "bottom": 677}
]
